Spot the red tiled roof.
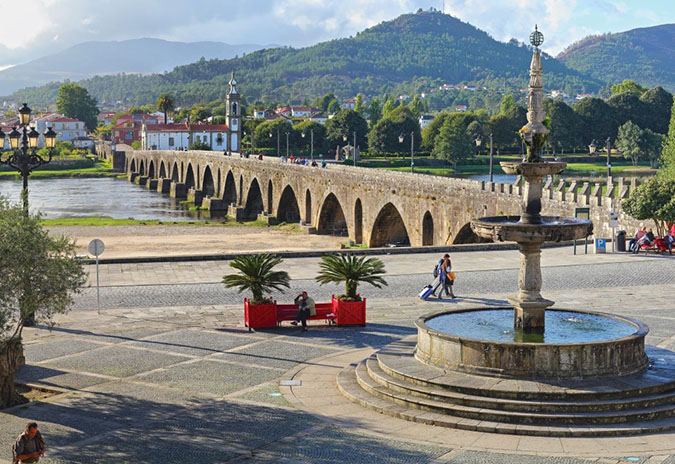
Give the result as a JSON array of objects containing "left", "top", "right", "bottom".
[{"left": 50, "top": 117, "right": 82, "bottom": 123}]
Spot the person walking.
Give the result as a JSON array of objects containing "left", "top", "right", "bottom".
[
  {"left": 439, "top": 255, "right": 456, "bottom": 299},
  {"left": 430, "top": 254, "right": 447, "bottom": 297},
  {"left": 291, "top": 291, "right": 316, "bottom": 332},
  {"left": 13, "top": 422, "right": 45, "bottom": 463}
]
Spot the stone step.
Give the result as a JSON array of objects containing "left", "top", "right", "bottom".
[
  {"left": 376, "top": 341, "right": 675, "bottom": 402},
  {"left": 366, "top": 356, "right": 675, "bottom": 414},
  {"left": 337, "top": 363, "right": 675, "bottom": 437},
  {"left": 355, "top": 360, "right": 675, "bottom": 427}
]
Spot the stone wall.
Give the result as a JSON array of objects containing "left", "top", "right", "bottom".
[{"left": 123, "top": 149, "right": 648, "bottom": 246}]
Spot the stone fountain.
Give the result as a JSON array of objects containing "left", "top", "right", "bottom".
[{"left": 337, "top": 26, "right": 675, "bottom": 437}]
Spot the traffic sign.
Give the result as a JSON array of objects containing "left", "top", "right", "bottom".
[{"left": 88, "top": 239, "right": 105, "bottom": 257}]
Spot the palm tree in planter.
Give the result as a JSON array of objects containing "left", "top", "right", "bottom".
[
  {"left": 315, "top": 253, "right": 387, "bottom": 326},
  {"left": 223, "top": 253, "right": 290, "bottom": 330}
]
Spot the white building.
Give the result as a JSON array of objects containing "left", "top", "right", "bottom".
[
  {"left": 36, "top": 115, "right": 87, "bottom": 145},
  {"left": 419, "top": 114, "right": 434, "bottom": 129},
  {"left": 141, "top": 123, "right": 229, "bottom": 151},
  {"left": 291, "top": 106, "right": 319, "bottom": 118}
]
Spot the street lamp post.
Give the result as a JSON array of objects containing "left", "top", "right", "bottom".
[
  {"left": 399, "top": 132, "right": 415, "bottom": 173},
  {"left": 301, "top": 129, "right": 314, "bottom": 160},
  {"left": 342, "top": 132, "right": 357, "bottom": 166},
  {"left": 588, "top": 140, "right": 596, "bottom": 156},
  {"left": 606, "top": 137, "right": 612, "bottom": 182},
  {"left": 0, "top": 103, "right": 58, "bottom": 214},
  {"left": 285, "top": 132, "right": 290, "bottom": 159},
  {"left": 268, "top": 129, "right": 280, "bottom": 157}
]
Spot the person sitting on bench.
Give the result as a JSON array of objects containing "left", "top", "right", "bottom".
[
  {"left": 635, "top": 228, "right": 655, "bottom": 253},
  {"left": 291, "top": 291, "right": 316, "bottom": 331}
]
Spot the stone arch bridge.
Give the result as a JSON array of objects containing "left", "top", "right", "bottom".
[{"left": 125, "top": 150, "right": 640, "bottom": 247}]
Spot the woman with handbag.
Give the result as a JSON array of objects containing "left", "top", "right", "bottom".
[{"left": 439, "top": 255, "right": 456, "bottom": 299}]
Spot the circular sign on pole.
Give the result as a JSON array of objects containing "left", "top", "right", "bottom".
[{"left": 88, "top": 239, "right": 105, "bottom": 257}]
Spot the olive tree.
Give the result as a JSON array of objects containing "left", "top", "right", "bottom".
[{"left": 0, "top": 196, "right": 86, "bottom": 408}]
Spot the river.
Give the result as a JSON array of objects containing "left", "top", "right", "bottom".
[{"left": 0, "top": 177, "right": 222, "bottom": 221}]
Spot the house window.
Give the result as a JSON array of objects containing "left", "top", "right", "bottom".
[
  {"left": 169, "top": 137, "right": 174, "bottom": 147},
  {"left": 216, "top": 134, "right": 223, "bottom": 144}
]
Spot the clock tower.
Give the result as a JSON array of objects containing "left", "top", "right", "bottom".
[{"left": 226, "top": 72, "right": 241, "bottom": 155}]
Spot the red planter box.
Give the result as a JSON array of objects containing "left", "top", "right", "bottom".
[
  {"left": 332, "top": 295, "right": 366, "bottom": 326},
  {"left": 244, "top": 299, "right": 277, "bottom": 329}
]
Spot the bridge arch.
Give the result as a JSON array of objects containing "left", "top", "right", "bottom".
[
  {"left": 243, "top": 178, "right": 264, "bottom": 219},
  {"left": 277, "top": 185, "right": 300, "bottom": 223},
  {"left": 130, "top": 158, "right": 136, "bottom": 173},
  {"left": 148, "top": 160, "right": 155, "bottom": 178},
  {"left": 354, "top": 198, "right": 363, "bottom": 244},
  {"left": 422, "top": 211, "right": 434, "bottom": 246},
  {"left": 202, "top": 166, "right": 215, "bottom": 197},
  {"left": 267, "top": 180, "right": 273, "bottom": 214},
  {"left": 370, "top": 202, "right": 409, "bottom": 247},
  {"left": 305, "top": 190, "right": 312, "bottom": 224},
  {"left": 318, "top": 192, "right": 347, "bottom": 236},
  {"left": 223, "top": 171, "right": 236, "bottom": 205},
  {"left": 159, "top": 161, "right": 167, "bottom": 179},
  {"left": 139, "top": 160, "right": 145, "bottom": 176},
  {"left": 185, "top": 164, "right": 196, "bottom": 189},
  {"left": 453, "top": 222, "right": 488, "bottom": 244},
  {"left": 171, "top": 162, "right": 179, "bottom": 182}
]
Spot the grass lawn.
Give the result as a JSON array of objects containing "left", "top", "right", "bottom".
[{"left": 0, "top": 162, "right": 116, "bottom": 179}]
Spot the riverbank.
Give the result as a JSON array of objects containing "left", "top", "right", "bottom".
[{"left": 46, "top": 223, "right": 344, "bottom": 258}]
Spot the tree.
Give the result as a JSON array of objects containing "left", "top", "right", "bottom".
[
  {"left": 543, "top": 99, "right": 582, "bottom": 154},
  {"left": 642, "top": 129, "right": 665, "bottom": 168},
  {"left": 315, "top": 93, "right": 338, "bottom": 112},
  {"left": 354, "top": 94, "right": 365, "bottom": 115},
  {"left": 367, "top": 97, "right": 382, "bottom": 126},
  {"left": 640, "top": 87, "right": 674, "bottom": 135},
  {"left": 623, "top": 178, "right": 675, "bottom": 236},
  {"left": 660, "top": 98, "right": 675, "bottom": 180},
  {"left": 292, "top": 120, "right": 327, "bottom": 154},
  {"left": 253, "top": 119, "right": 292, "bottom": 152},
  {"left": 382, "top": 98, "right": 397, "bottom": 118},
  {"left": 324, "top": 109, "right": 368, "bottom": 150},
  {"left": 422, "top": 112, "right": 450, "bottom": 150},
  {"left": 368, "top": 106, "right": 421, "bottom": 155},
  {"left": 499, "top": 94, "right": 517, "bottom": 114},
  {"left": 368, "top": 118, "right": 398, "bottom": 154},
  {"left": 222, "top": 253, "right": 290, "bottom": 304},
  {"left": 434, "top": 117, "right": 474, "bottom": 163},
  {"left": 408, "top": 95, "right": 424, "bottom": 118},
  {"left": 156, "top": 94, "right": 175, "bottom": 124},
  {"left": 0, "top": 197, "right": 85, "bottom": 408},
  {"left": 616, "top": 121, "right": 644, "bottom": 166},
  {"left": 56, "top": 83, "right": 99, "bottom": 131},
  {"left": 610, "top": 80, "right": 647, "bottom": 97},
  {"left": 574, "top": 97, "right": 615, "bottom": 146},
  {"left": 315, "top": 254, "right": 387, "bottom": 301},
  {"left": 489, "top": 106, "right": 526, "bottom": 151},
  {"left": 189, "top": 106, "right": 210, "bottom": 122},
  {"left": 327, "top": 99, "right": 341, "bottom": 114},
  {"left": 607, "top": 92, "right": 648, "bottom": 134}
]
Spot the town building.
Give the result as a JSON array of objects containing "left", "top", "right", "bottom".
[
  {"left": 455, "top": 105, "right": 468, "bottom": 112},
  {"left": 36, "top": 115, "right": 87, "bottom": 143},
  {"left": 419, "top": 114, "right": 435, "bottom": 129},
  {"left": 112, "top": 114, "right": 158, "bottom": 145}
]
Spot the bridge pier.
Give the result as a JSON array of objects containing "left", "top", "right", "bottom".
[
  {"left": 145, "top": 178, "right": 158, "bottom": 190},
  {"left": 227, "top": 204, "right": 246, "bottom": 221},
  {"left": 201, "top": 197, "right": 227, "bottom": 211},
  {"left": 128, "top": 172, "right": 139, "bottom": 182},
  {"left": 256, "top": 213, "right": 278, "bottom": 225},
  {"left": 170, "top": 182, "right": 187, "bottom": 199},
  {"left": 156, "top": 178, "right": 172, "bottom": 194},
  {"left": 187, "top": 189, "right": 204, "bottom": 206},
  {"left": 135, "top": 175, "right": 148, "bottom": 186}
]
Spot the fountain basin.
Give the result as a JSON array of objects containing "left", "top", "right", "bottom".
[
  {"left": 471, "top": 215, "right": 592, "bottom": 243},
  {"left": 500, "top": 161, "right": 566, "bottom": 177},
  {"left": 415, "top": 308, "right": 649, "bottom": 378}
]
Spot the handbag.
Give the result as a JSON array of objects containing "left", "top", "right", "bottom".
[{"left": 447, "top": 271, "right": 456, "bottom": 281}]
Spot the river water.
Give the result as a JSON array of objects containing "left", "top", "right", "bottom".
[{"left": 0, "top": 177, "right": 221, "bottom": 221}]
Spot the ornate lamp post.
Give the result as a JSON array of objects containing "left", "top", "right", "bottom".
[
  {"left": 588, "top": 140, "right": 596, "bottom": 156},
  {"left": 342, "top": 132, "right": 357, "bottom": 166},
  {"left": 399, "top": 132, "right": 414, "bottom": 173},
  {"left": 0, "top": 103, "right": 58, "bottom": 213},
  {"left": 606, "top": 137, "right": 612, "bottom": 183}
]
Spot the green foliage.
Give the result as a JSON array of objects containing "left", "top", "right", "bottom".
[
  {"left": 293, "top": 120, "right": 327, "bottom": 153},
  {"left": 354, "top": 94, "right": 365, "bottom": 115},
  {"left": 156, "top": 93, "right": 175, "bottom": 124},
  {"left": 499, "top": 94, "right": 517, "bottom": 114},
  {"left": 253, "top": 119, "right": 292, "bottom": 153},
  {"left": 188, "top": 140, "right": 211, "bottom": 151},
  {"left": 660, "top": 98, "right": 675, "bottom": 180},
  {"left": 56, "top": 83, "right": 99, "bottom": 131},
  {"left": 434, "top": 117, "right": 474, "bottom": 162},
  {"left": 611, "top": 80, "right": 648, "bottom": 97},
  {"left": 324, "top": 109, "right": 368, "bottom": 149},
  {"left": 315, "top": 93, "right": 338, "bottom": 112},
  {"left": 130, "top": 141, "right": 142, "bottom": 150},
  {"left": 640, "top": 87, "right": 674, "bottom": 135},
  {"left": 543, "top": 99, "right": 581, "bottom": 153},
  {"left": 315, "top": 253, "right": 387, "bottom": 300},
  {"left": 367, "top": 97, "right": 382, "bottom": 126},
  {"left": 573, "top": 97, "right": 615, "bottom": 146},
  {"left": 489, "top": 106, "right": 526, "bottom": 151},
  {"left": 222, "top": 253, "right": 291, "bottom": 303},
  {"left": 0, "top": 196, "right": 86, "bottom": 340},
  {"left": 623, "top": 178, "right": 675, "bottom": 236},
  {"left": 616, "top": 121, "right": 646, "bottom": 166},
  {"left": 368, "top": 106, "right": 421, "bottom": 154}
]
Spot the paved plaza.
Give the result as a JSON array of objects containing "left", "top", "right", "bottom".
[{"left": 2, "top": 247, "right": 675, "bottom": 463}]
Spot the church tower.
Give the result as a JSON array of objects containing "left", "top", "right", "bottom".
[{"left": 226, "top": 72, "right": 241, "bottom": 154}]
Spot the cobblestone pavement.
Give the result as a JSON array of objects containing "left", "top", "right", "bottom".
[
  {"left": 1, "top": 249, "right": 674, "bottom": 463},
  {"left": 73, "top": 259, "right": 675, "bottom": 310}
]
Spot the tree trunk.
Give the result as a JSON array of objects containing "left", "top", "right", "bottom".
[{"left": 0, "top": 340, "right": 25, "bottom": 409}]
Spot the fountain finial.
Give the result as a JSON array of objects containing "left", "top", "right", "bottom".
[{"left": 520, "top": 25, "right": 549, "bottom": 162}]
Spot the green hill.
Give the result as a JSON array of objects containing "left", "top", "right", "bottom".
[
  {"left": 10, "top": 10, "right": 601, "bottom": 107},
  {"left": 557, "top": 24, "right": 675, "bottom": 92}
]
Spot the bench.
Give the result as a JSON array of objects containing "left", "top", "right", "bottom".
[
  {"left": 276, "top": 302, "right": 336, "bottom": 326},
  {"left": 638, "top": 238, "right": 671, "bottom": 255}
]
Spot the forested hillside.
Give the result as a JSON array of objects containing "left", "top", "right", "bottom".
[
  {"left": 558, "top": 24, "right": 675, "bottom": 92},
  {"left": 10, "top": 10, "right": 601, "bottom": 108}
]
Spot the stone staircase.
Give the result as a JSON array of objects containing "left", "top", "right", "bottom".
[{"left": 337, "top": 338, "right": 675, "bottom": 436}]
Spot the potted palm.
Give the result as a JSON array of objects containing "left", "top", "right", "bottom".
[
  {"left": 315, "top": 253, "right": 387, "bottom": 326},
  {"left": 222, "top": 253, "right": 290, "bottom": 330}
]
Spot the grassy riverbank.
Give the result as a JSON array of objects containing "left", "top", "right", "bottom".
[
  {"left": 0, "top": 160, "right": 117, "bottom": 180},
  {"left": 41, "top": 217, "right": 302, "bottom": 232}
]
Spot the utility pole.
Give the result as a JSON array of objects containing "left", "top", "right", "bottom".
[
  {"left": 410, "top": 131, "right": 415, "bottom": 173},
  {"left": 606, "top": 137, "right": 612, "bottom": 183},
  {"left": 310, "top": 129, "right": 314, "bottom": 161},
  {"left": 353, "top": 131, "right": 357, "bottom": 167},
  {"left": 489, "top": 132, "right": 494, "bottom": 183}
]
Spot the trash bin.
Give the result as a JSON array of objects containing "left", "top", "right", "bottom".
[{"left": 616, "top": 230, "right": 626, "bottom": 252}]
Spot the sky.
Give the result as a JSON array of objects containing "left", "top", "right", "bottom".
[{"left": 0, "top": 0, "right": 672, "bottom": 67}]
